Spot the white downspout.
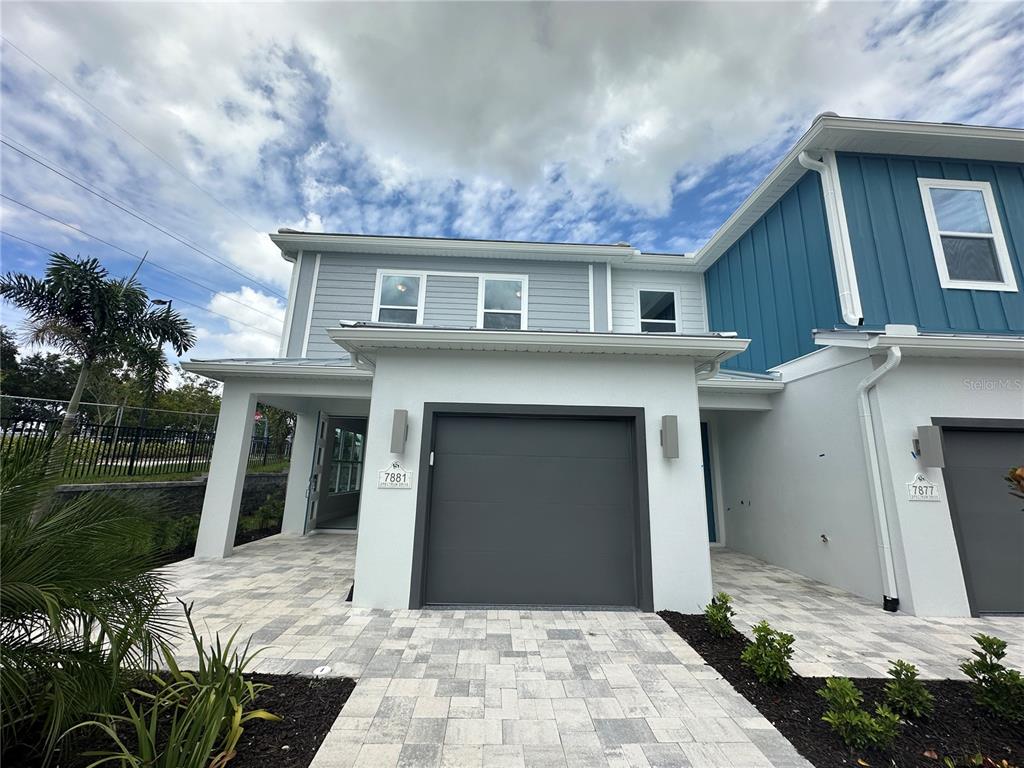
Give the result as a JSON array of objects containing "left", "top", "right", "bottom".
[
  {"left": 856, "top": 346, "right": 902, "bottom": 611},
  {"left": 798, "top": 151, "right": 864, "bottom": 328},
  {"left": 695, "top": 360, "right": 720, "bottom": 380}
]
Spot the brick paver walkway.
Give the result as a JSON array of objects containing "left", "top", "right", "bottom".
[{"left": 711, "top": 548, "right": 1024, "bottom": 679}]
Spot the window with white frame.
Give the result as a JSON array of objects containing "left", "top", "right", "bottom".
[
  {"left": 918, "top": 179, "right": 1017, "bottom": 292},
  {"left": 480, "top": 277, "right": 525, "bottom": 329},
  {"left": 375, "top": 273, "right": 423, "bottom": 323},
  {"left": 638, "top": 289, "right": 678, "bottom": 333}
]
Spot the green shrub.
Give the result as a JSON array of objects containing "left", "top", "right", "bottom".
[
  {"left": 959, "top": 634, "right": 1024, "bottom": 723},
  {"left": 703, "top": 592, "right": 736, "bottom": 638},
  {"left": 884, "top": 659, "right": 934, "bottom": 719},
  {"left": 72, "top": 600, "right": 279, "bottom": 767},
  {"left": 0, "top": 442, "right": 171, "bottom": 763},
  {"left": 740, "top": 620, "right": 795, "bottom": 685},
  {"left": 818, "top": 677, "right": 901, "bottom": 750}
]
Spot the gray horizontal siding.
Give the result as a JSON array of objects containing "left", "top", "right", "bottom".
[
  {"left": 610, "top": 269, "right": 706, "bottom": 334},
  {"left": 303, "top": 254, "right": 590, "bottom": 357},
  {"left": 424, "top": 274, "right": 478, "bottom": 327}
]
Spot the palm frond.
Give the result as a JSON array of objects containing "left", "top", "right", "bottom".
[{"left": 0, "top": 441, "right": 174, "bottom": 761}]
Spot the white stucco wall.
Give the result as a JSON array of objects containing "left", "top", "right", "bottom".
[
  {"left": 713, "top": 348, "right": 884, "bottom": 603},
  {"left": 872, "top": 355, "right": 1024, "bottom": 617},
  {"left": 715, "top": 346, "right": 1024, "bottom": 617},
  {"left": 352, "top": 350, "right": 712, "bottom": 612}
]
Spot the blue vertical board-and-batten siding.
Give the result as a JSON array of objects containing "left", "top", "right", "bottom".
[
  {"left": 704, "top": 171, "right": 844, "bottom": 372},
  {"left": 836, "top": 153, "right": 1024, "bottom": 334}
]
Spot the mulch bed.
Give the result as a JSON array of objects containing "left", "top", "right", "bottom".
[
  {"left": 659, "top": 611, "right": 1024, "bottom": 768},
  {"left": 49, "top": 674, "right": 355, "bottom": 768}
]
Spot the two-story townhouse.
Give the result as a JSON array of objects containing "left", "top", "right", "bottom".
[{"left": 185, "top": 114, "right": 1023, "bottom": 618}]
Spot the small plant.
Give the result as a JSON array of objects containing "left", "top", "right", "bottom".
[
  {"left": 818, "top": 677, "right": 901, "bottom": 750},
  {"left": 740, "top": 620, "right": 795, "bottom": 685},
  {"left": 703, "top": 591, "right": 736, "bottom": 638},
  {"left": 72, "top": 600, "right": 280, "bottom": 766},
  {"left": 884, "top": 659, "right": 934, "bottom": 719},
  {"left": 959, "top": 634, "right": 1024, "bottom": 723}
]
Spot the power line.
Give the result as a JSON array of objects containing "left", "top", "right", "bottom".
[
  {"left": 0, "top": 34, "right": 264, "bottom": 237},
  {"left": 1, "top": 133, "right": 208, "bottom": 253},
  {"left": 0, "top": 227, "right": 282, "bottom": 341},
  {"left": 1, "top": 138, "right": 286, "bottom": 299},
  {"left": 0, "top": 195, "right": 279, "bottom": 319}
]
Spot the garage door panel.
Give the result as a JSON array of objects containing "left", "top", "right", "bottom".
[
  {"left": 431, "top": 456, "right": 635, "bottom": 505},
  {"left": 423, "top": 413, "right": 644, "bottom": 608},
  {"left": 426, "top": 501, "right": 635, "bottom": 554},
  {"left": 426, "top": 548, "right": 637, "bottom": 607},
  {"left": 434, "top": 416, "right": 632, "bottom": 459}
]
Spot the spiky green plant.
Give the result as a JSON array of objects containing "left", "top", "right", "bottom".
[{"left": 0, "top": 440, "right": 174, "bottom": 762}]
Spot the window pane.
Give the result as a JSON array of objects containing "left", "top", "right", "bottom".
[
  {"left": 941, "top": 236, "right": 1002, "bottom": 282},
  {"left": 378, "top": 307, "right": 418, "bottom": 324},
  {"left": 639, "top": 291, "right": 675, "bottom": 321},
  {"left": 484, "top": 279, "right": 522, "bottom": 311},
  {"left": 483, "top": 312, "right": 522, "bottom": 330},
  {"left": 930, "top": 188, "right": 992, "bottom": 234},
  {"left": 380, "top": 274, "right": 420, "bottom": 307},
  {"left": 641, "top": 321, "right": 676, "bottom": 333}
]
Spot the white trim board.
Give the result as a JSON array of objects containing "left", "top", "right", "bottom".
[
  {"left": 279, "top": 250, "right": 302, "bottom": 357},
  {"left": 300, "top": 253, "right": 322, "bottom": 356}
]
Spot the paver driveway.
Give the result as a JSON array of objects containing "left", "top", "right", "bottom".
[{"left": 165, "top": 534, "right": 809, "bottom": 768}]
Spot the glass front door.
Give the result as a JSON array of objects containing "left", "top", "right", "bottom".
[{"left": 315, "top": 417, "right": 367, "bottom": 530}]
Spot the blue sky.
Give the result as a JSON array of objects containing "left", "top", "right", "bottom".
[{"left": 1, "top": 1, "right": 1022, "bottom": 362}]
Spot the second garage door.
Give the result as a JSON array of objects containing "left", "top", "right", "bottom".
[
  {"left": 419, "top": 411, "right": 650, "bottom": 609},
  {"left": 943, "top": 426, "right": 1024, "bottom": 616}
]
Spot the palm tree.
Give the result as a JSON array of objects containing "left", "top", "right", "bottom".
[
  {"left": 0, "top": 440, "right": 174, "bottom": 762},
  {"left": 0, "top": 254, "right": 195, "bottom": 481}
]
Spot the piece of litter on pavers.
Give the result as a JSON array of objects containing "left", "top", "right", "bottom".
[{"left": 313, "top": 665, "right": 331, "bottom": 677}]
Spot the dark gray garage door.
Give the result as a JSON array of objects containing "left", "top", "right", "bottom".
[
  {"left": 421, "top": 412, "right": 648, "bottom": 608},
  {"left": 943, "top": 427, "right": 1024, "bottom": 615}
]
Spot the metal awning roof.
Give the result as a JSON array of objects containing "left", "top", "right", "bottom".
[{"left": 327, "top": 323, "right": 749, "bottom": 366}]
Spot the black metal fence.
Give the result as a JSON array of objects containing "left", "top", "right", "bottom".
[{"left": 0, "top": 416, "right": 290, "bottom": 480}]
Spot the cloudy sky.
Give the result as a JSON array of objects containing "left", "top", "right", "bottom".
[{"left": 1, "top": 1, "right": 1021, "bottom": 363}]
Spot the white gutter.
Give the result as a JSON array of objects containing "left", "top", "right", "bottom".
[
  {"left": 798, "top": 150, "right": 864, "bottom": 327},
  {"left": 856, "top": 346, "right": 902, "bottom": 611}
]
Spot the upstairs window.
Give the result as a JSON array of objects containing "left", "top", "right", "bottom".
[
  {"left": 479, "top": 277, "right": 525, "bottom": 330},
  {"left": 375, "top": 273, "right": 423, "bottom": 323},
  {"left": 638, "top": 289, "right": 678, "bottom": 333},
  {"left": 918, "top": 179, "right": 1017, "bottom": 292}
]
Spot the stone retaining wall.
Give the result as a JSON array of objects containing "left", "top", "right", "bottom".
[{"left": 55, "top": 471, "right": 288, "bottom": 518}]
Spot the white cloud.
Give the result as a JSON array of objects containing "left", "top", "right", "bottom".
[{"left": 191, "top": 287, "right": 285, "bottom": 360}]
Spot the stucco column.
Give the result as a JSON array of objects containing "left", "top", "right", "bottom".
[
  {"left": 194, "top": 382, "right": 257, "bottom": 558},
  {"left": 281, "top": 410, "right": 318, "bottom": 535}
]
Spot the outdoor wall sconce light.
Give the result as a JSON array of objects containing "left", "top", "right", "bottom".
[
  {"left": 914, "top": 425, "right": 945, "bottom": 468},
  {"left": 661, "top": 415, "right": 679, "bottom": 459},
  {"left": 390, "top": 409, "right": 408, "bottom": 453}
]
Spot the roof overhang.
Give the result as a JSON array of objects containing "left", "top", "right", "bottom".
[
  {"left": 182, "top": 359, "right": 374, "bottom": 382},
  {"left": 327, "top": 326, "right": 749, "bottom": 366},
  {"left": 693, "top": 116, "right": 1024, "bottom": 270},
  {"left": 270, "top": 231, "right": 701, "bottom": 271},
  {"left": 697, "top": 376, "right": 785, "bottom": 394},
  {"left": 814, "top": 329, "right": 1024, "bottom": 360}
]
